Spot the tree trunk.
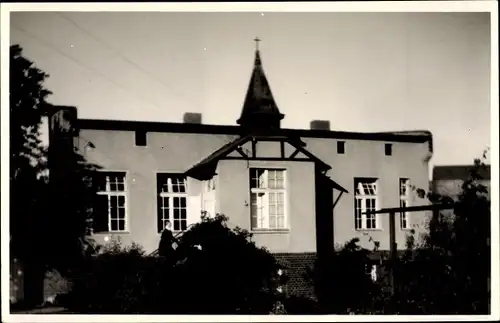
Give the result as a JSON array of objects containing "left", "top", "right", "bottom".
[{"left": 23, "top": 259, "right": 45, "bottom": 307}]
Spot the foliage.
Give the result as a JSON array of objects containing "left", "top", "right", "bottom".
[
  {"left": 10, "top": 44, "right": 101, "bottom": 307},
  {"left": 378, "top": 153, "right": 491, "bottom": 314},
  {"left": 9, "top": 44, "right": 51, "bottom": 262},
  {"left": 66, "top": 214, "right": 283, "bottom": 314}
]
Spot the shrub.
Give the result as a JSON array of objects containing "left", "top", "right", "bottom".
[
  {"left": 66, "top": 215, "right": 282, "bottom": 314},
  {"left": 65, "top": 240, "right": 165, "bottom": 313},
  {"left": 308, "top": 238, "right": 382, "bottom": 314}
]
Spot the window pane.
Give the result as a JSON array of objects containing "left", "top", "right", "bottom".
[
  {"left": 173, "top": 197, "right": 180, "bottom": 207},
  {"left": 110, "top": 197, "right": 118, "bottom": 218},
  {"left": 118, "top": 196, "right": 125, "bottom": 207},
  {"left": 250, "top": 193, "right": 257, "bottom": 205},
  {"left": 162, "top": 196, "right": 169, "bottom": 208},
  {"left": 180, "top": 209, "right": 187, "bottom": 220},
  {"left": 110, "top": 181, "right": 117, "bottom": 192},
  {"left": 269, "top": 215, "right": 277, "bottom": 229},
  {"left": 180, "top": 197, "right": 186, "bottom": 207},
  {"left": 118, "top": 220, "right": 125, "bottom": 231},
  {"left": 180, "top": 220, "right": 187, "bottom": 231},
  {"left": 173, "top": 209, "right": 180, "bottom": 220},
  {"left": 251, "top": 216, "right": 258, "bottom": 229},
  {"left": 277, "top": 215, "right": 285, "bottom": 228},
  {"left": 117, "top": 183, "right": 125, "bottom": 191},
  {"left": 277, "top": 204, "right": 284, "bottom": 216},
  {"left": 111, "top": 219, "right": 118, "bottom": 231},
  {"left": 173, "top": 221, "right": 180, "bottom": 231},
  {"left": 162, "top": 208, "right": 169, "bottom": 220},
  {"left": 118, "top": 207, "right": 125, "bottom": 219}
]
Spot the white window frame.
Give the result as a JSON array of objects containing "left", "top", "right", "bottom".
[
  {"left": 399, "top": 178, "right": 411, "bottom": 230},
  {"left": 250, "top": 168, "right": 288, "bottom": 231},
  {"left": 157, "top": 174, "right": 188, "bottom": 233},
  {"left": 354, "top": 178, "right": 380, "bottom": 230},
  {"left": 96, "top": 171, "right": 128, "bottom": 233}
]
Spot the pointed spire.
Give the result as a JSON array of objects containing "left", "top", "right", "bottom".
[{"left": 237, "top": 38, "right": 284, "bottom": 131}]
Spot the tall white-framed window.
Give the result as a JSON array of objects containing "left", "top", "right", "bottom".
[
  {"left": 399, "top": 178, "right": 411, "bottom": 229},
  {"left": 93, "top": 171, "right": 128, "bottom": 233},
  {"left": 157, "top": 174, "right": 188, "bottom": 233},
  {"left": 250, "top": 168, "right": 287, "bottom": 230},
  {"left": 354, "top": 178, "right": 379, "bottom": 230}
]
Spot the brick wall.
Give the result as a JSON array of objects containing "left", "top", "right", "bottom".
[{"left": 273, "top": 252, "right": 317, "bottom": 299}]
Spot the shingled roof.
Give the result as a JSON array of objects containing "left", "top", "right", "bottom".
[{"left": 236, "top": 44, "right": 285, "bottom": 130}]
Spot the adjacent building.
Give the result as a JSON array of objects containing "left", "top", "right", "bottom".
[{"left": 432, "top": 164, "right": 491, "bottom": 200}]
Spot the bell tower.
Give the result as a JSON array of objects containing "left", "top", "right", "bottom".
[{"left": 237, "top": 38, "right": 285, "bottom": 132}]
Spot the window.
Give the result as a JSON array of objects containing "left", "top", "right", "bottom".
[
  {"left": 354, "top": 178, "right": 379, "bottom": 230},
  {"left": 93, "top": 172, "right": 127, "bottom": 233},
  {"left": 337, "top": 141, "right": 345, "bottom": 154},
  {"left": 384, "top": 143, "right": 392, "bottom": 156},
  {"left": 399, "top": 178, "right": 411, "bottom": 229},
  {"left": 157, "top": 174, "right": 188, "bottom": 233},
  {"left": 250, "top": 168, "right": 287, "bottom": 230},
  {"left": 135, "top": 130, "right": 147, "bottom": 146}
]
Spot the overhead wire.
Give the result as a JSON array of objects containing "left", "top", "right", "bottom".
[
  {"left": 11, "top": 24, "right": 173, "bottom": 113},
  {"left": 55, "top": 12, "right": 203, "bottom": 113}
]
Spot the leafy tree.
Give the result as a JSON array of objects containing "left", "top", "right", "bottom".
[
  {"left": 10, "top": 44, "right": 100, "bottom": 307},
  {"left": 384, "top": 153, "right": 491, "bottom": 314}
]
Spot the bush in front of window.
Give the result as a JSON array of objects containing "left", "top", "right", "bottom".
[{"left": 63, "top": 214, "right": 284, "bottom": 314}]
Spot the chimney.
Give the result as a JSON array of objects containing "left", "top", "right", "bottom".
[
  {"left": 183, "top": 112, "right": 202, "bottom": 124},
  {"left": 48, "top": 106, "right": 79, "bottom": 175},
  {"left": 310, "top": 120, "right": 330, "bottom": 131}
]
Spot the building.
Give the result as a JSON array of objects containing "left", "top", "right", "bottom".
[
  {"left": 47, "top": 44, "right": 434, "bottom": 297},
  {"left": 432, "top": 164, "right": 491, "bottom": 200}
]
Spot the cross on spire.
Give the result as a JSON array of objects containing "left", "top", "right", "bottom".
[{"left": 254, "top": 37, "right": 261, "bottom": 51}]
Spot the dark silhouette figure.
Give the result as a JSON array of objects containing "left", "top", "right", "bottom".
[{"left": 158, "top": 221, "right": 176, "bottom": 261}]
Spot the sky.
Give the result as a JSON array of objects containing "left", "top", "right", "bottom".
[{"left": 9, "top": 11, "right": 492, "bottom": 168}]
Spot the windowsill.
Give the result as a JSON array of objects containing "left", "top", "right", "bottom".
[
  {"left": 251, "top": 229, "right": 290, "bottom": 234},
  {"left": 401, "top": 228, "right": 413, "bottom": 231},
  {"left": 157, "top": 231, "right": 187, "bottom": 235},
  {"left": 93, "top": 231, "right": 130, "bottom": 235},
  {"left": 356, "top": 228, "right": 383, "bottom": 232}
]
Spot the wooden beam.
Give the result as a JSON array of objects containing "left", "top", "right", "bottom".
[
  {"left": 223, "top": 156, "right": 312, "bottom": 162},
  {"left": 235, "top": 147, "right": 248, "bottom": 158},
  {"left": 389, "top": 211, "right": 397, "bottom": 297},
  {"left": 251, "top": 138, "right": 256, "bottom": 158},
  {"left": 280, "top": 140, "right": 285, "bottom": 158},
  {"left": 289, "top": 149, "right": 300, "bottom": 159},
  {"left": 332, "top": 191, "right": 344, "bottom": 209},
  {"left": 364, "top": 203, "right": 454, "bottom": 215}
]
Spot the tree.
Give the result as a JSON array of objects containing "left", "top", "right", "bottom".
[
  {"left": 387, "top": 152, "right": 491, "bottom": 314},
  {"left": 10, "top": 44, "right": 100, "bottom": 307}
]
